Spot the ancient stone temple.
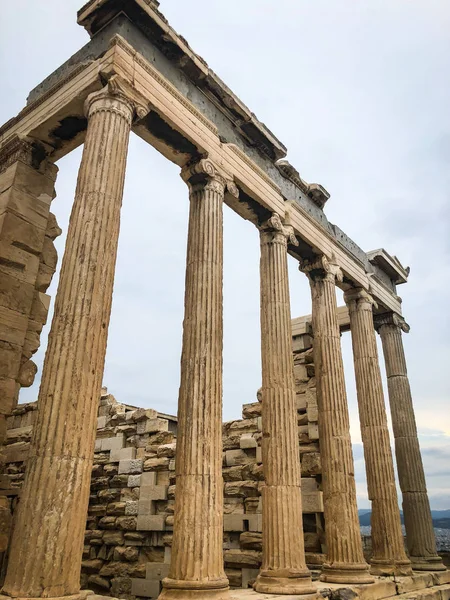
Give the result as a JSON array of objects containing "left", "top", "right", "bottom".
[{"left": 0, "top": 2, "right": 448, "bottom": 600}]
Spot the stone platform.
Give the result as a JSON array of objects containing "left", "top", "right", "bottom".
[{"left": 230, "top": 572, "right": 450, "bottom": 600}]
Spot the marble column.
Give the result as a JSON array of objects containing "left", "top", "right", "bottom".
[
  {"left": 159, "top": 160, "right": 230, "bottom": 600},
  {"left": 344, "top": 289, "right": 411, "bottom": 576},
  {"left": 2, "top": 76, "right": 147, "bottom": 599},
  {"left": 300, "top": 256, "right": 373, "bottom": 584},
  {"left": 255, "top": 214, "right": 315, "bottom": 596},
  {"left": 375, "top": 313, "right": 446, "bottom": 572}
]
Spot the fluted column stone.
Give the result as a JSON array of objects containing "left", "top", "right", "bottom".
[
  {"left": 159, "top": 160, "right": 231, "bottom": 600},
  {"left": 2, "top": 76, "right": 147, "bottom": 599},
  {"left": 255, "top": 213, "right": 314, "bottom": 596},
  {"left": 344, "top": 289, "right": 411, "bottom": 576},
  {"left": 375, "top": 313, "right": 446, "bottom": 572},
  {"left": 301, "top": 256, "right": 373, "bottom": 584}
]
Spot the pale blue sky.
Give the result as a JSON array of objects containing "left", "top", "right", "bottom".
[{"left": 1, "top": 0, "right": 449, "bottom": 509}]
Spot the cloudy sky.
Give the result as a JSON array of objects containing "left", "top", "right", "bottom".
[{"left": 1, "top": 1, "right": 449, "bottom": 510}]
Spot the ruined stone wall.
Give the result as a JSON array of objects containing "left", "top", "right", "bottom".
[
  {"left": 0, "top": 140, "right": 61, "bottom": 562},
  {"left": 3, "top": 328, "right": 324, "bottom": 598}
]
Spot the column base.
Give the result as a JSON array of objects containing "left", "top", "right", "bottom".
[
  {"left": 0, "top": 591, "right": 99, "bottom": 600},
  {"left": 411, "top": 555, "right": 447, "bottom": 572},
  {"left": 158, "top": 578, "right": 231, "bottom": 600},
  {"left": 320, "top": 563, "right": 375, "bottom": 584},
  {"left": 370, "top": 558, "right": 413, "bottom": 577},
  {"left": 254, "top": 569, "right": 316, "bottom": 595}
]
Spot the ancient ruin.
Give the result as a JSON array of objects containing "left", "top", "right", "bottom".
[{"left": 0, "top": 1, "right": 447, "bottom": 600}]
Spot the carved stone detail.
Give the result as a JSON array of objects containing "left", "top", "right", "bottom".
[
  {"left": 255, "top": 212, "right": 313, "bottom": 595},
  {"left": 85, "top": 75, "right": 150, "bottom": 123},
  {"left": 260, "top": 212, "right": 299, "bottom": 247},
  {"left": 344, "top": 288, "right": 412, "bottom": 576},
  {"left": 375, "top": 313, "right": 446, "bottom": 571},
  {"left": 3, "top": 85, "right": 135, "bottom": 598},
  {"left": 159, "top": 160, "right": 230, "bottom": 600},
  {"left": 300, "top": 254, "right": 343, "bottom": 284},
  {"left": 300, "top": 257, "right": 373, "bottom": 584}
]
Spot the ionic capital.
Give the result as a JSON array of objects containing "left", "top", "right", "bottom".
[
  {"left": 181, "top": 158, "right": 238, "bottom": 197},
  {"left": 85, "top": 75, "right": 150, "bottom": 125},
  {"left": 260, "top": 212, "right": 299, "bottom": 247},
  {"left": 344, "top": 287, "right": 378, "bottom": 312},
  {"left": 374, "top": 312, "right": 410, "bottom": 334},
  {"left": 299, "top": 254, "right": 343, "bottom": 285}
]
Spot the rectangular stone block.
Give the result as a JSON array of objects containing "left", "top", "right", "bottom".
[
  {"left": 0, "top": 306, "right": 28, "bottom": 346},
  {"left": 109, "top": 446, "right": 135, "bottom": 463},
  {"left": 240, "top": 434, "right": 257, "bottom": 449},
  {"left": 242, "top": 402, "right": 261, "bottom": 419},
  {"left": 307, "top": 404, "right": 318, "bottom": 422},
  {"left": 301, "top": 477, "right": 319, "bottom": 493},
  {"left": 137, "top": 514, "right": 166, "bottom": 531},
  {"left": 294, "top": 364, "right": 309, "bottom": 384},
  {"left": 133, "top": 407, "right": 159, "bottom": 421},
  {"left": 0, "top": 186, "right": 50, "bottom": 230},
  {"left": 0, "top": 161, "right": 56, "bottom": 198},
  {"left": 302, "top": 491, "right": 324, "bottom": 513},
  {"left": 225, "top": 449, "right": 251, "bottom": 467},
  {"left": 140, "top": 485, "right": 168, "bottom": 501},
  {"left": 4, "top": 441, "right": 29, "bottom": 463},
  {"left": 308, "top": 423, "right": 319, "bottom": 440},
  {"left": 138, "top": 499, "right": 156, "bottom": 516},
  {"left": 296, "top": 393, "right": 307, "bottom": 411},
  {"left": 131, "top": 578, "right": 160, "bottom": 598},
  {"left": 140, "top": 472, "right": 157, "bottom": 486},
  {"left": 0, "top": 241, "right": 40, "bottom": 285},
  {"left": 223, "top": 514, "right": 262, "bottom": 533},
  {"left": 0, "top": 272, "right": 34, "bottom": 315},
  {"left": 0, "top": 377, "right": 18, "bottom": 415},
  {"left": 136, "top": 418, "right": 169, "bottom": 435},
  {"left": 118, "top": 458, "right": 143, "bottom": 474},
  {"left": 125, "top": 500, "right": 138, "bottom": 516},
  {"left": 146, "top": 562, "right": 170, "bottom": 580},
  {"left": 241, "top": 568, "right": 260, "bottom": 589},
  {"left": 100, "top": 435, "right": 125, "bottom": 453},
  {"left": 97, "top": 416, "right": 107, "bottom": 429},
  {"left": 293, "top": 334, "right": 313, "bottom": 352},
  {"left": 128, "top": 474, "right": 141, "bottom": 488}
]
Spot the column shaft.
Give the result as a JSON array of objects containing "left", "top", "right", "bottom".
[
  {"left": 3, "top": 79, "right": 137, "bottom": 599},
  {"left": 301, "top": 256, "right": 373, "bottom": 584},
  {"left": 255, "top": 214, "right": 314, "bottom": 596},
  {"left": 345, "top": 290, "right": 411, "bottom": 576},
  {"left": 376, "top": 315, "right": 445, "bottom": 571},
  {"left": 159, "top": 160, "right": 230, "bottom": 600}
]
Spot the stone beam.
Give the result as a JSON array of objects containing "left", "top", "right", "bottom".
[
  {"left": 0, "top": 28, "right": 403, "bottom": 316},
  {"left": 292, "top": 306, "right": 350, "bottom": 337}
]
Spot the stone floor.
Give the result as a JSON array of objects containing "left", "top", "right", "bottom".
[{"left": 230, "top": 572, "right": 450, "bottom": 600}]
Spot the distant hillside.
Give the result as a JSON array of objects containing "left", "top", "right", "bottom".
[
  {"left": 358, "top": 509, "right": 450, "bottom": 529},
  {"left": 431, "top": 510, "right": 450, "bottom": 519},
  {"left": 433, "top": 518, "right": 450, "bottom": 529}
]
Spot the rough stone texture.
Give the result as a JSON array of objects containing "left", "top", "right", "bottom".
[
  {"left": 0, "top": 136, "right": 60, "bottom": 557},
  {"left": 301, "top": 256, "right": 373, "bottom": 585},
  {"left": 159, "top": 160, "right": 230, "bottom": 600},
  {"left": 255, "top": 213, "right": 314, "bottom": 595},
  {"left": 2, "top": 81, "right": 138, "bottom": 598},
  {"left": 3, "top": 334, "right": 326, "bottom": 598},
  {"left": 375, "top": 313, "right": 446, "bottom": 572},
  {"left": 345, "top": 289, "right": 411, "bottom": 576}
]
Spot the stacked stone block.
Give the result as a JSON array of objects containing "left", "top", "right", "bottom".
[
  {"left": 0, "top": 137, "right": 61, "bottom": 558},
  {"left": 3, "top": 328, "right": 324, "bottom": 598}
]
